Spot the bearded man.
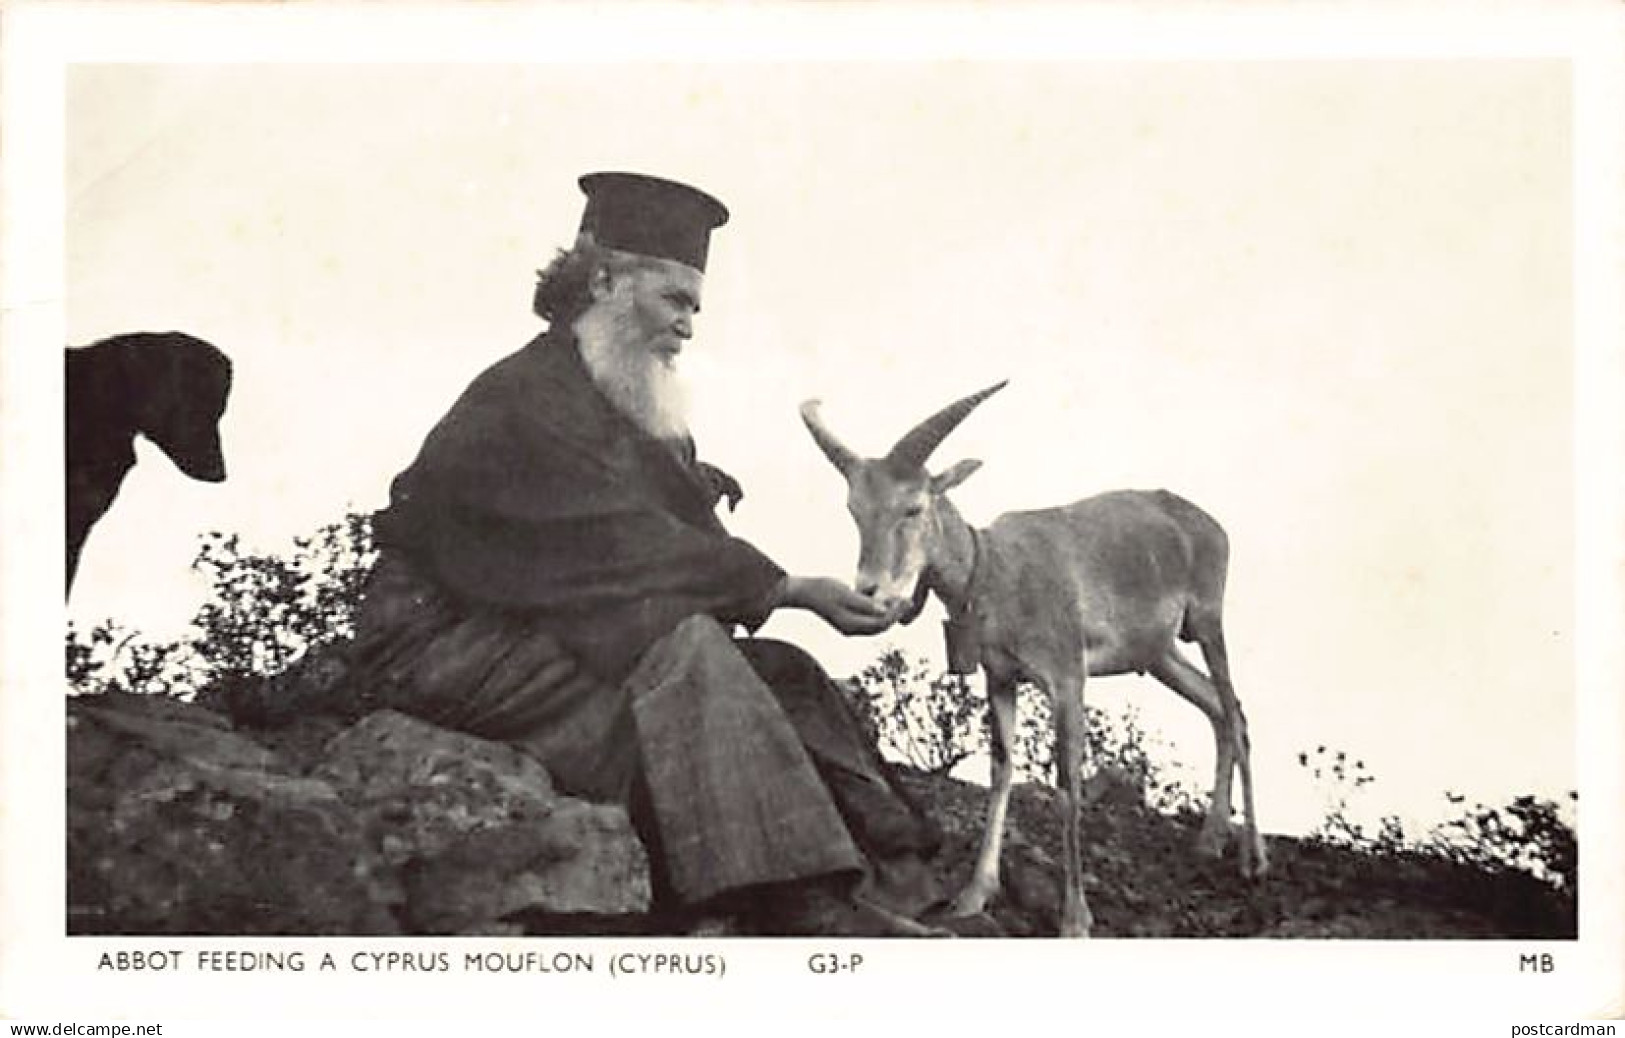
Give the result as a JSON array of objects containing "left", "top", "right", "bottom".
[{"left": 352, "top": 172, "right": 943, "bottom": 936}]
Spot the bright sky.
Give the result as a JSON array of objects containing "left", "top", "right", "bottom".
[
  {"left": 5, "top": 2, "right": 1625, "bottom": 1023},
  {"left": 56, "top": 55, "right": 1584, "bottom": 839}
]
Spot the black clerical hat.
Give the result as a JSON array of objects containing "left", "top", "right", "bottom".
[{"left": 577, "top": 171, "right": 730, "bottom": 272}]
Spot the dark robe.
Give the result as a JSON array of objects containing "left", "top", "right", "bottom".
[
  {"left": 353, "top": 328, "right": 939, "bottom": 910},
  {"left": 371, "top": 327, "right": 786, "bottom": 685}
]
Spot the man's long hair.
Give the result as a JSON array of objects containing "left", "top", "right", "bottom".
[{"left": 532, "top": 234, "right": 649, "bottom": 328}]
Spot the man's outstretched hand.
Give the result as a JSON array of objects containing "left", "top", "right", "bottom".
[{"left": 774, "top": 576, "right": 897, "bottom": 636}]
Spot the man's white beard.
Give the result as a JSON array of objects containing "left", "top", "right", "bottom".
[{"left": 577, "top": 316, "right": 692, "bottom": 442}]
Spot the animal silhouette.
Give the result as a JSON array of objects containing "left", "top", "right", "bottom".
[{"left": 65, "top": 331, "right": 233, "bottom": 594}]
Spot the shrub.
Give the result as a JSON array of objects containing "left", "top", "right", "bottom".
[
  {"left": 66, "top": 511, "right": 376, "bottom": 699},
  {"left": 65, "top": 619, "right": 207, "bottom": 698},
  {"left": 1298, "top": 746, "right": 1577, "bottom": 896},
  {"left": 843, "top": 645, "right": 1203, "bottom": 815},
  {"left": 189, "top": 511, "right": 375, "bottom": 686},
  {"left": 1297, "top": 745, "right": 1381, "bottom": 849},
  {"left": 1013, "top": 685, "right": 1204, "bottom": 817},
  {"left": 845, "top": 648, "right": 981, "bottom": 776},
  {"left": 1420, "top": 792, "right": 1578, "bottom": 892}
]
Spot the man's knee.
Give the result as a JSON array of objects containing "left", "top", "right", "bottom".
[
  {"left": 635, "top": 618, "right": 831, "bottom": 703},
  {"left": 638, "top": 614, "right": 735, "bottom": 672},
  {"left": 628, "top": 614, "right": 766, "bottom": 708}
]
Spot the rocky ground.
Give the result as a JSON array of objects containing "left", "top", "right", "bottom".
[
  {"left": 66, "top": 657, "right": 1574, "bottom": 939},
  {"left": 68, "top": 690, "right": 649, "bottom": 936},
  {"left": 900, "top": 768, "right": 1575, "bottom": 939}
]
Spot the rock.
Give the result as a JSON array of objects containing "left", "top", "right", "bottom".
[
  {"left": 67, "top": 696, "right": 650, "bottom": 935},
  {"left": 317, "top": 710, "right": 560, "bottom": 830},
  {"left": 253, "top": 712, "right": 352, "bottom": 773},
  {"left": 1082, "top": 764, "right": 1140, "bottom": 807},
  {"left": 316, "top": 711, "right": 650, "bottom": 933},
  {"left": 927, "top": 910, "right": 1007, "bottom": 937},
  {"left": 404, "top": 800, "right": 650, "bottom": 934},
  {"left": 78, "top": 689, "right": 235, "bottom": 730},
  {"left": 67, "top": 695, "right": 397, "bottom": 935},
  {"left": 68, "top": 678, "right": 1577, "bottom": 940},
  {"left": 1001, "top": 838, "right": 1061, "bottom": 916}
]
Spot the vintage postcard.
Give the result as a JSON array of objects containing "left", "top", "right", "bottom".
[{"left": 3, "top": 0, "right": 1622, "bottom": 1028}]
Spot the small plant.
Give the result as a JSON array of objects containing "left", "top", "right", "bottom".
[
  {"left": 846, "top": 648, "right": 982, "bottom": 776},
  {"left": 66, "top": 619, "right": 207, "bottom": 698},
  {"left": 66, "top": 511, "right": 376, "bottom": 699},
  {"left": 1014, "top": 686, "right": 1204, "bottom": 815},
  {"left": 843, "top": 647, "right": 1203, "bottom": 815},
  {"left": 189, "top": 511, "right": 375, "bottom": 686},
  {"left": 1298, "top": 745, "right": 1378, "bottom": 848},
  {"left": 1298, "top": 746, "right": 1577, "bottom": 901},
  {"left": 1420, "top": 792, "right": 1578, "bottom": 891}
]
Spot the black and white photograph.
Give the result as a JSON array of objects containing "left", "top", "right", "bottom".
[{"left": 3, "top": 0, "right": 1622, "bottom": 1028}]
